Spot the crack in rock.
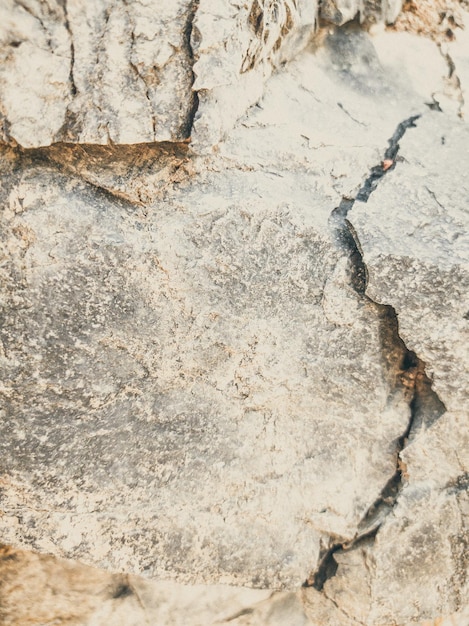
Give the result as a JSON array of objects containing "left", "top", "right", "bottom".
[
  {"left": 305, "top": 114, "right": 448, "bottom": 593},
  {"left": 125, "top": 10, "right": 158, "bottom": 140},
  {"left": 185, "top": 0, "right": 200, "bottom": 138},
  {"left": 61, "top": 0, "right": 77, "bottom": 97},
  {"left": 328, "top": 115, "right": 420, "bottom": 293}
]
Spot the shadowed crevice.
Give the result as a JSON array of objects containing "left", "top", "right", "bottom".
[
  {"left": 184, "top": 0, "right": 201, "bottom": 138},
  {"left": 111, "top": 582, "right": 134, "bottom": 599},
  {"left": 304, "top": 113, "right": 447, "bottom": 593}
]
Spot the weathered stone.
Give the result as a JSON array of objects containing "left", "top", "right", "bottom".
[
  {"left": 0, "top": 545, "right": 273, "bottom": 626},
  {"left": 391, "top": 0, "right": 467, "bottom": 43},
  {"left": 28, "top": 141, "right": 191, "bottom": 205},
  {"left": 350, "top": 113, "right": 469, "bottom": 413},
  {"left": 0, "top": 140, "right": 412, "bottom": 587},
  {"left": 0, "top": 25, "right": 442, "bottom": 590},
  {"left": 445, "top": 10, "right": 469, "bottom": 118},
  {"left": 301, "top": 44, "right": 469, "bottom": 626},
  {"left": 304, "top": 407, "right": 469, "bottom": 625},
  {"left": 0, "top": 0, "right": 316, "bottom": 148},
  {"left": 191, "top": 0, "right": 318, "bottom": 148},
  {"left": 0, "top": 0, "right": 196, "bottom": 146},
  {"left": 320, "top": 0, "right": 402, "bottom": 26},
  {"left": 0, "top": 0, "right": 404, "bottom": 149},
  {"left": 1, "top": 7, "right": 469, "bottom": 626}
]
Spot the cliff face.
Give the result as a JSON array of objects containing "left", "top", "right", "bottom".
[{"left": 1, "top": 1, "right": 469, "bottom": 625}]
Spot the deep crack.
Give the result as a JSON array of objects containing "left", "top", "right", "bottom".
[
  {"left": 306, "top": 542, "right": 339, "bottom": 591},
  {"left": 354, "top": 114, "right": 420, "bottom": 203},
  {"left": 183, "top": 0, "right": 200, "bottom": 138},
  {"left": 329, "top": 115, "right": 420, "bottom": 290},
  {"left": 305, "top": 114, "right": 447, "bottom": 592},
  {"left": 62, "top": 0, "right": 77, "bottom": 96}
]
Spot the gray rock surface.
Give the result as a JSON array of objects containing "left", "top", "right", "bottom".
[
  {"left": 303, "top": 406, "right": 469, "bottom": 625},
  {"left": 351, "top": 113, "right": 469, "bottom": 414},
  {"left": 191, "top": 0, "right": 318, "bottom": 148},
  {"left": 318, "top": 103, "right": 469, "bottom": 626},
  {"left": 0, "top": 0, "right": 402, "bottom": 148},
  {"left": 0, "top": 0, "right": 197, "bottom": 146},
  {"left": 0, "top": 128, "right": 411, "bottom": 588},
  {"left": 0, "top": 24, "right": 438, "bottom": 590},
  {"left": 0, "top": 6, "right": 469, "bottom": 626},
  {"left": 298, "top": 27, "right": 469, "bottom": 626}
]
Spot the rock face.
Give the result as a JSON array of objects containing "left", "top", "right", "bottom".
[
  {"left": 0, "top": 0, "right": 197, "bottom": 146},
  {"left": 0, "top": 113, "right": 412, "bottom": 587},
  {"left": 1, "top": 2, "right": 469, "bottom": 625},
  {"left": 0, "top": 545, "right": 276, "bottom": 626},
  {"left": 322, "top": 111, "right": 469, "bottom": 625},
  {"left": 351, "top": 113, "right": 469, "bottom": 415},
  {"left": 0, "top": 0, "right": 402, "bottom": 148}
]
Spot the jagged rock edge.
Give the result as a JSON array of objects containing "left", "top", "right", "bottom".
[
  {"left": 185, "top": 0, "right": 200, "bottom": 138},
  {"left": 305, "top": 113, "right": 448, "bottom": 592},
  {"left": 4, "top": 140, "right": 191, "bottom": 207},
  {"left": 437, "top": 43, "right": 465, "bottom": 116}
]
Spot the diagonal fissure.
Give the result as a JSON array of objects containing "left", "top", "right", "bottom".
[
  {"left": 328, "top": 115, "right": 420, "bottom": 294},
  {"left": 305, "top": 114, "right": 447, "bottom": 592}
]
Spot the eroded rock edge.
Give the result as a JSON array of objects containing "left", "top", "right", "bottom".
[{"left": 306, "top": 114, "right": 448, "bottom": 592}]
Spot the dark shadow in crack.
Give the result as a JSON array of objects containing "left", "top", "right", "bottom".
[
  {"left": 183, "top": 0, "right": 201, "bottom": 138},
  {"left": 306, "top": 544, "right": 339, "bottom": 591},
  {"left": 305, "top": 113, "right": 447, "bottom": 594}
]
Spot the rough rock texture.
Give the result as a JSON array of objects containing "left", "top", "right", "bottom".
[
  {"left": 314, "top": 107, "right": 469, "bottom": 626},
  {"left": 2, "top": 545, "right": 469, "bottom": 626},
  {"left": 351, "top": 113, "right": 469, "bottom": 414},
  {"left": 191, "top": 0, "right": 318, "bottom": 148},
  {"left": 1, "top": 5, "right": 469, "bottom": 626},
  {"left": 0, "top": 544, "right": 277, "bottom": 626},
  {"left": 391, "top": 0, "right": 468, "bottom": 42},
  {"left": 0, "top": 0, "right": 402, "bottom": 148},
  {"left": 391, "top": 0, "right": 469, "bottom": 117},
  {"left": 320, "top": 0, "right": 402, "bottom": 26},
  {"left": 302, "top": 409, "right": 469, "bottom": 625},
  {"left": 0, "top": 0, "right": 197, "bottom": 146},
  {"left": 0, "top": 107, "right": 413, "bottom": 587},
  {"left": 445, "top": 9, "right": 469, "bottom": 118}
]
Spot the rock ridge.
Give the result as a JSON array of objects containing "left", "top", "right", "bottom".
[{"left": 0, "top": 0, "right": 403, "bottom": 148}]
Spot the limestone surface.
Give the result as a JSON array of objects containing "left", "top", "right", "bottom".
[
  {"left": 0, "top": 6, "right": 469, "bottom": 626},
  {"left": 0, "top": 128, "right": 410, "bottom": 588},
  {"left": 0, "top": 24, "right": 435, "bottom": 590},
  {"left": 0, "top": 0, "right": 401, "bottom": 148},
  {"left": 351, "top": 113, "right": 469, "bottom": 414},
  {"left": 0, "top": 0, "right": 196, "bottom": 146},
  {"left": 319, "top": 106, "right": 469, "bottom": 626}
]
